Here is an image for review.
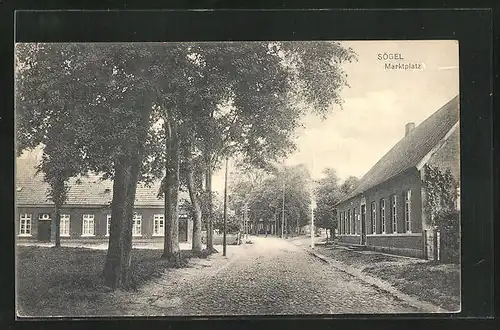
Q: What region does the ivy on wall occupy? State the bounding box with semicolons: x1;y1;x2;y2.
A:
423;164;460;263
423;164;458;227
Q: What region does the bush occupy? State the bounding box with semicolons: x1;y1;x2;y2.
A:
435;209;460;264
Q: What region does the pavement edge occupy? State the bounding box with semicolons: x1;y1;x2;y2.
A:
304;248;449;313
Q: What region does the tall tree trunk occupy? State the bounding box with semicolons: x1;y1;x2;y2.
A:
103;154;142;289
331;220;336;240
103;93;151;290
163;116;180;262
274;212;278;237
205;163;215;252
186;140;202;254
54;203;61;248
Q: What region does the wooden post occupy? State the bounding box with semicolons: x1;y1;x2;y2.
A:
433;229;439;263
423;230;428;259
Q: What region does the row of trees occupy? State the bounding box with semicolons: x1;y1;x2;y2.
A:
230;164;312;236
229;165;359;238
15;41;356;289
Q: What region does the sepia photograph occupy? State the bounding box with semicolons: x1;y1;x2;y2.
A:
14;40;460;317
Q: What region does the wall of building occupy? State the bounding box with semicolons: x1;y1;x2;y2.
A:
337;169;425;257
427;127;460;182
16;206;53;239
337;195;361;244
16;206;193;243
362;169;423;234
339;235;361;245
366;234;424;258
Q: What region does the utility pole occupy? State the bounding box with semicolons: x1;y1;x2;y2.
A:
223;157;228;256
281;179;285;239
311;152;316;249
244;202;248;240
311;199;315;249
274;212;278;237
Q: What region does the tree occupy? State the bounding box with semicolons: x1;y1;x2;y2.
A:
16;43;165;289
422;164;459;263
16;44;85;248
181;151;205;254
16;40;357;287
36;120;84;248
180;41;356;251
230;164;312;237
340;176;360;196
314;168;342;241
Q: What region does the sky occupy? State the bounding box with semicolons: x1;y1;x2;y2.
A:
211;40;459;195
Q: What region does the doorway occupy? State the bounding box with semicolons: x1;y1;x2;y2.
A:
179;218;188;242
37;214;51;242
360;204;367;245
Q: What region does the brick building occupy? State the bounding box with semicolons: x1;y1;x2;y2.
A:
16;152;193;244
336;96;460;258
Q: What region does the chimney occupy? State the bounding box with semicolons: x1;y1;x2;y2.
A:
405;122;415;137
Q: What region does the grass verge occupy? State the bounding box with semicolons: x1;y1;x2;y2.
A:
16;246;210;317
315;245;460;312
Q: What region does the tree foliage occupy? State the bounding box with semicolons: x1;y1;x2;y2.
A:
423;164;458;226
230;164;312;235
314;168;342;233
339;176;360;196
16;41;357;287
16;43;163;288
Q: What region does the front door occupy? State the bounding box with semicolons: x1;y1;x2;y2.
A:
360;204;367;245
37;214;51;242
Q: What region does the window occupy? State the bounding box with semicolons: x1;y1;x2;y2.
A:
19;213;32;236
106;215;111;236
82;214;95;236
343;211;346;235
343;211;346;234
391;195;397;233
60;214;70;237
39;213;51;221
404;190;412;233
342;211;347;234
380;199;386;234
348;209;352;234
339;212;343;234
133;214;142;236
353;209;356;234
153;214;164;236
371;202;377;234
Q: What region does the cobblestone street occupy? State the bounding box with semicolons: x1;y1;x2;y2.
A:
115;236;421;316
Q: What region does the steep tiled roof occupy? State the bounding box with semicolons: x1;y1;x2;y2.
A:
15;154;188;207
339;95;459;204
